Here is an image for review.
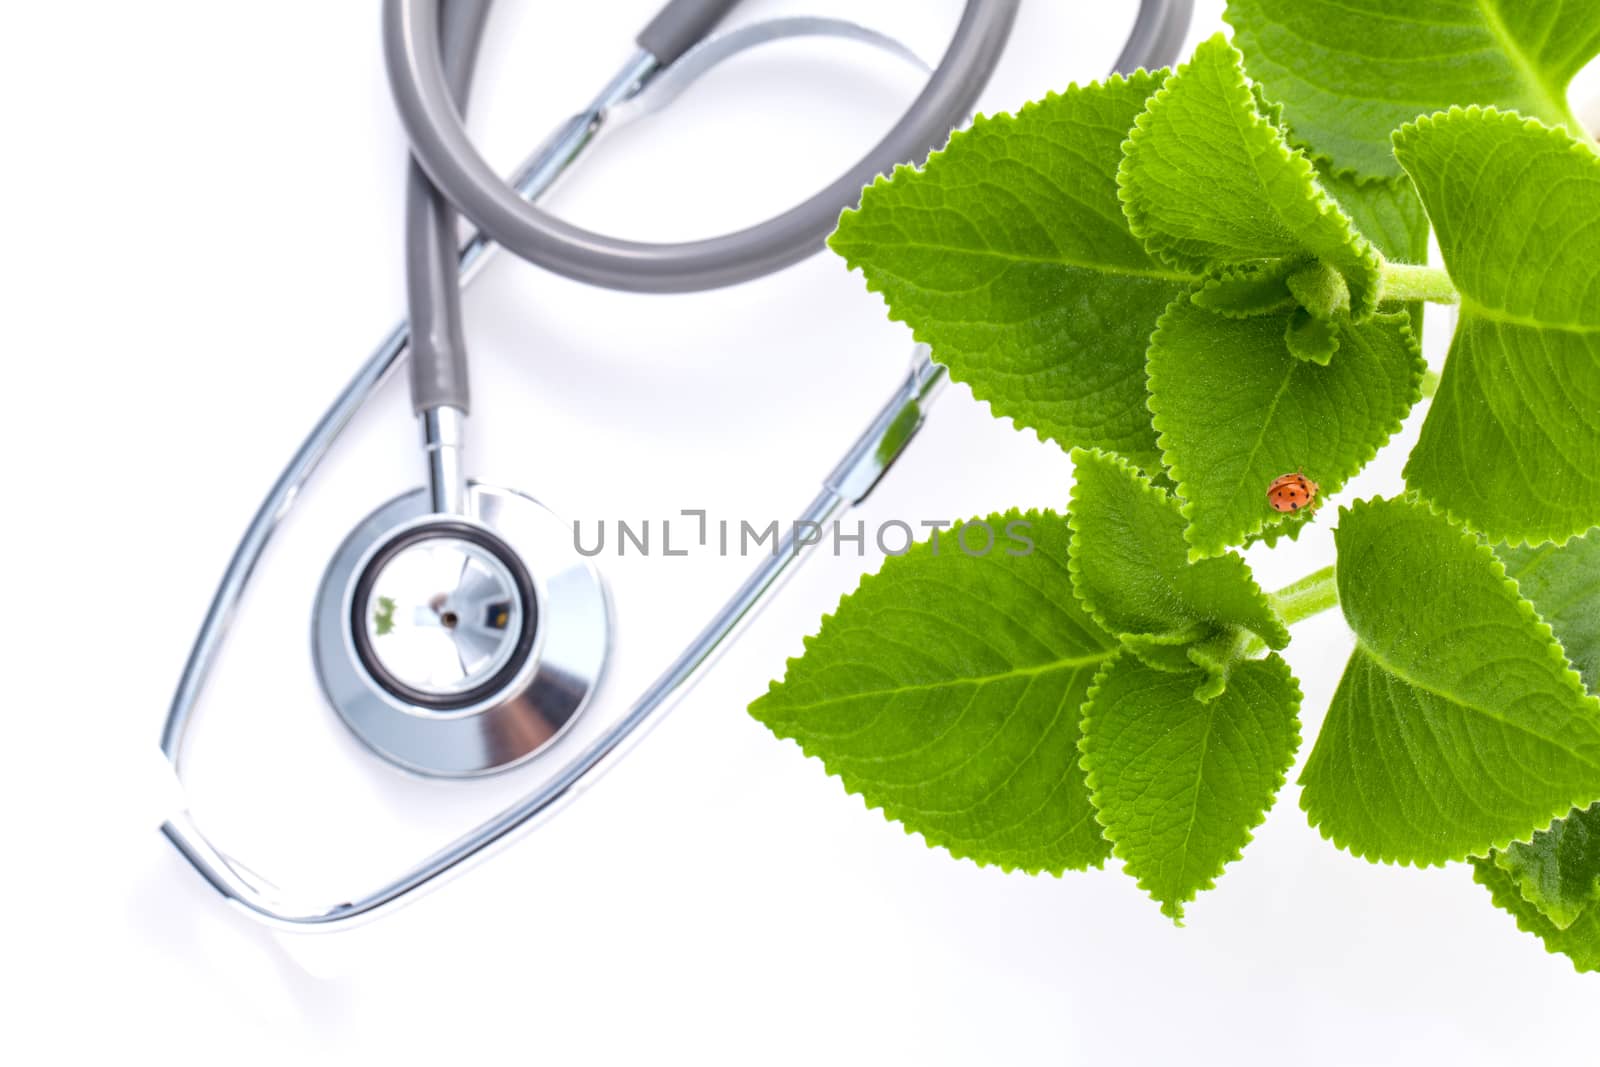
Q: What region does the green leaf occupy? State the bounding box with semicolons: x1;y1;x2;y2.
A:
1080;653;1301;921
1316;167;1430;336
749;510;1115;873
1500;527;1600;693
1067;448;1288;695
1284;308;1339;365
1226;0;1600;180
1148;301;1423;557
1316;168;1429;268
1117;35;1382;317
1300;496;1600;865
1472;852;1600;973
1285;262;1350;321
1493;802;1600;930
1191;260;1301;318
828;71;1192;471
1489;531;1600;935
1395;109;1600;546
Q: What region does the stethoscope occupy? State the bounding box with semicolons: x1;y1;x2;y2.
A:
160;0;1192;928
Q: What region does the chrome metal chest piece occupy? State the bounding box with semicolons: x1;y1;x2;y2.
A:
313;486;609;776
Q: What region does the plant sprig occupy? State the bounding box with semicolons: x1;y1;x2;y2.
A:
751;2;1600;972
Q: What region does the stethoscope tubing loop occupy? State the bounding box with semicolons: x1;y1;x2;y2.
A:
383;0;1022;294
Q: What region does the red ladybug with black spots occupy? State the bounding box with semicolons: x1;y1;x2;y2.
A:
1267;472;1319;514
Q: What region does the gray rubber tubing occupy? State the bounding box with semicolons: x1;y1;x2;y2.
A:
392;0;1192;408
382;0;1021;293
637;0;742;65
1114;0;1193;74
405;0;492;413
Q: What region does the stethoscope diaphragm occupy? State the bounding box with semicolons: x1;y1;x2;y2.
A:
312;484;609;777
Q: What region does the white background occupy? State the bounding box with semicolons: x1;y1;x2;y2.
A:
6;1;1598;1063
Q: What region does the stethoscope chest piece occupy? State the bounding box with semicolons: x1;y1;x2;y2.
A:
312;483;609;777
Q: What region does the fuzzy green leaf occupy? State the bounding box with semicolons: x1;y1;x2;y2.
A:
1080;653;1301;921
750;511;1115;873
1226;0;1600;180
1472;853;1600;973
1493;802;1600;930
1317;167;1430;335
1067;449;1287;696
1501;527;1600;693
1318;169;1430;268
1148;301;1423;557
1488;530;1600;936
1284;308;1339;365
828;72;1192;470
1191;260;1301;318
1395;109;1600;546
1118;35;1382;317
1300;497;1600;865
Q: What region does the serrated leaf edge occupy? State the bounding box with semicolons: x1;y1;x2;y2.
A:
1393;104;1600;176
1116;34;1385;318
1066;447;1291;652
1492;809;1600;931
1222;4;1413;184
827;69;1184;466
1394;105;1600;549
1148;304;1425;559
1299;494;1600;867
1471;855;1600;974
1078;652;1305;922
1189;259;1304;319
749;506;1117;876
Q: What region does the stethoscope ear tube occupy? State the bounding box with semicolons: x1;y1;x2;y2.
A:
636;0;742;66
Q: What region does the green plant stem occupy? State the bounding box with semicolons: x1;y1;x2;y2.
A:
1420;367;1440;399
1380;263;1458;305
1269;564;1338;626
1233;565;1340;662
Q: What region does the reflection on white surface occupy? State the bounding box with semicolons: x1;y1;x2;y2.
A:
361;536;521;696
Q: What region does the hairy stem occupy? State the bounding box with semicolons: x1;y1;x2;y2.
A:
1269;564;1338;626
1380;262;1458;305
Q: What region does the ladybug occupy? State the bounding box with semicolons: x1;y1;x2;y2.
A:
1267;472;1319;513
